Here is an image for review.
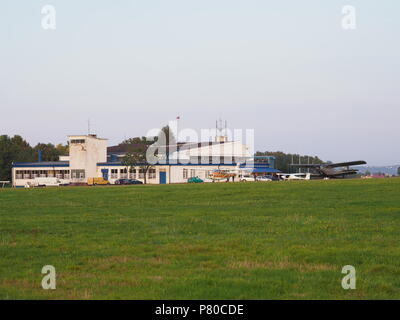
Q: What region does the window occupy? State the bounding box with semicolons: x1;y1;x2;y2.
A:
70;139;85;144
71;169;85;179
139;169;145;179
129;168;136;179
63;170;70;179
38;170;47;177
23;170;32;179
16;170;23;179
56;170;70;179
111;169;118;179
190;169;195;178
183;169;188;179
148;168;156;179
120;168;128;179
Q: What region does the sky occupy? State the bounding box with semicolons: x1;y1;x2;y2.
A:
0;0;399;165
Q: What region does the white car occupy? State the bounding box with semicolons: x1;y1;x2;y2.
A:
239;175;257;182
257;176;272;182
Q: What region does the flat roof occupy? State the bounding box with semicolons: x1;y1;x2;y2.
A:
68;135;107;140
12;161;69;168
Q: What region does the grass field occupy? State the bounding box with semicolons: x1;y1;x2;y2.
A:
0;178;399;299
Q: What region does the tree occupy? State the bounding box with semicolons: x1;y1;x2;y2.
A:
0;135;36;181
158;125;176;145
397;167;400;176
155;125;177;162
33;143;60;161
55;143;69;155
120;136;152;146
121;144;154;184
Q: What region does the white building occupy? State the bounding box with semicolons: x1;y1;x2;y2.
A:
12;134;277;187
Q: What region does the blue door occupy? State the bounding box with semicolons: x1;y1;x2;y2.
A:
159;171;166;184
101;169;109;180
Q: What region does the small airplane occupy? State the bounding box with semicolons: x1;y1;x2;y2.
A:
291;160;367;179
277;173;311;181
209;169;236;182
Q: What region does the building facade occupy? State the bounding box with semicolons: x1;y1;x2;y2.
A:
12;134;277;187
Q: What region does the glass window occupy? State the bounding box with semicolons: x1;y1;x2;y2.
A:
70;139;85;144
71;169;85;179
148;168;156;179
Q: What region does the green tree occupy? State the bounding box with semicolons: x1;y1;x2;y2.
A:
120;136;152;146
157;125;176;145
155;125;177;162
0;135;35;181
55;143;69;156
397;167;400;176
121;144;154;184
33;143;60;161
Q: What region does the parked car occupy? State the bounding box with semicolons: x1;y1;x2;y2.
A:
257;176;273;182
263;174;280;181
188;176;204;183
239;175;257;182
88;177;110;185
114;179;143;185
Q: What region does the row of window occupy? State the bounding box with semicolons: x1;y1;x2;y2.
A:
15;168;158;180
15;170;70;180
183;169;212;179
109;168;156;180
188;156;245;164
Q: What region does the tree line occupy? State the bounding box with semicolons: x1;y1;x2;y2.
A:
0;135;68;181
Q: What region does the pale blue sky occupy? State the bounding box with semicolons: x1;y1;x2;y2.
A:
0;1;399;165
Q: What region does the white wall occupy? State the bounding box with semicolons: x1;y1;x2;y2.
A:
12;166;70;187
68;135;107;181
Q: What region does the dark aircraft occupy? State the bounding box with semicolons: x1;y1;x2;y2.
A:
291;160;367;179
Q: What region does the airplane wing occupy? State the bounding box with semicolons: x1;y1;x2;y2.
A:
290;164;322;168
326;161;366;168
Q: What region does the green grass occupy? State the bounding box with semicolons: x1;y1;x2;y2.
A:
0;178;399;299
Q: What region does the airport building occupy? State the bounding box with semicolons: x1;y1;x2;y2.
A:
11;134;278;187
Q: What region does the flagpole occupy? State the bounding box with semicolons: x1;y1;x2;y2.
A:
176;116;180;164
176;116;180;143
